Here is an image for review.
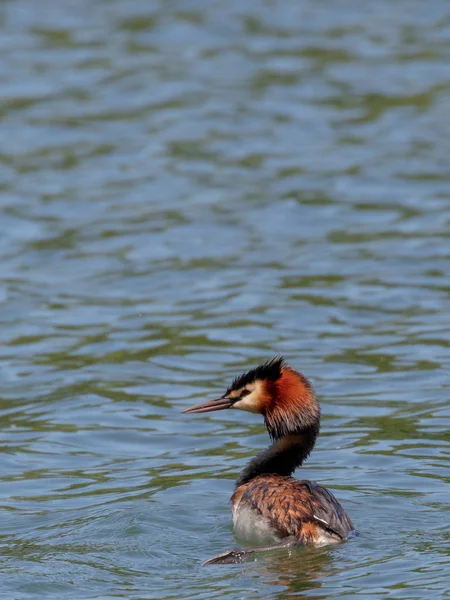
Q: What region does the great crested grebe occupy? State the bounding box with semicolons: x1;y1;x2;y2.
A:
183;356;354;565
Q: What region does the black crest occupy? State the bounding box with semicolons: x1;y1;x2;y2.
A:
226;356;285;395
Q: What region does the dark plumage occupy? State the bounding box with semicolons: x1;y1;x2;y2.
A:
226;356;285;395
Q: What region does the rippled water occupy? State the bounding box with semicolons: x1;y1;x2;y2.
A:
1;0;450;598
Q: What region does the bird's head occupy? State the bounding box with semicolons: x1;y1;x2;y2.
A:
183;356;320;439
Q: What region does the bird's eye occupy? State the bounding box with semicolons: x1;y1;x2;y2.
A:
240;388;251;398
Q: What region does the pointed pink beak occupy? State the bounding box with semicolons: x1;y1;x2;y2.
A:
183;397;234;414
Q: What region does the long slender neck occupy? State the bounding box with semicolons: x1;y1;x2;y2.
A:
235;423;319;488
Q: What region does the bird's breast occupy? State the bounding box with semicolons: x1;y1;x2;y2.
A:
232;503;282;545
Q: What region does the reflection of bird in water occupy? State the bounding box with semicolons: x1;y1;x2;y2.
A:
254;544;337;600
184;356;355;565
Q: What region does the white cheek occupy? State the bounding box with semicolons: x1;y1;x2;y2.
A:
232;396;260;413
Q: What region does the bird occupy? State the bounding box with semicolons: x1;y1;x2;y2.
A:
183;356;355;565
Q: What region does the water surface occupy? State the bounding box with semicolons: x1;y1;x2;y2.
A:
1;0;449;598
